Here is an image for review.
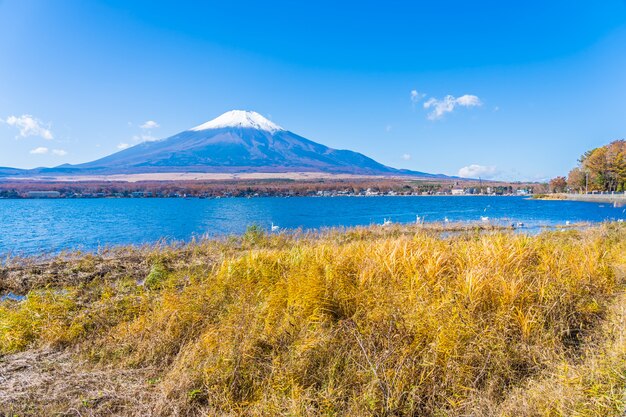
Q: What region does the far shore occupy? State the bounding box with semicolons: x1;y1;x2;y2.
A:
536;193;626;204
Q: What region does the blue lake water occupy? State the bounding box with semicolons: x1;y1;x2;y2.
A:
0;196;624;256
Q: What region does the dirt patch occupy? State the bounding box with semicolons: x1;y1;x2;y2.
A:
0;250;152;295
0;348;158;416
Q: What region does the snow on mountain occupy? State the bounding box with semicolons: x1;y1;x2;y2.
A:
190;110;284;133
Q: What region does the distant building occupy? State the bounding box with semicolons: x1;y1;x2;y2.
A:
26;191;61;198
451;188;465;195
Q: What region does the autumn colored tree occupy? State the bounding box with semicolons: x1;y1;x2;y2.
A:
567;167;585;193
575;140;626;192
549;176;567;193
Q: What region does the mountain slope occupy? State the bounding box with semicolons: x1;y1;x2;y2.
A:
0;167;27;177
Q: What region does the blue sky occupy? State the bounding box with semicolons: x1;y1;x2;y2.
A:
1;0;625;180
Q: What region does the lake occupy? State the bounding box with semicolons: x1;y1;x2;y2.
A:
0;196;624;256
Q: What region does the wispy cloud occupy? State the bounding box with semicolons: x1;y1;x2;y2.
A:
455;95;481;107
410;90;483;120
29;146;49;155
401;153;411;160
5;115;53;139
125;120;160;147
132;134;158;142
458;164;498;179
410;90;426;104
423;94;482;120
140;120;159;129
52;149;67;156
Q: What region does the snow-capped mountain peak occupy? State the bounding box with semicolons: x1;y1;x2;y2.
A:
189;110;284;133
26;110;445;179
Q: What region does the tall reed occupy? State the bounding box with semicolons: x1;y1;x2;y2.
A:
1;224;625;416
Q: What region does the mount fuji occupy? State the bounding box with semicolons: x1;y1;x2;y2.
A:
5;111;449;178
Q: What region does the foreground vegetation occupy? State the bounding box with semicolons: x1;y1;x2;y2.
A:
1;224;625;416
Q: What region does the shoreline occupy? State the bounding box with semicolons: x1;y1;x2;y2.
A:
0;220;596;261
535;193;626;204
0;193;528;200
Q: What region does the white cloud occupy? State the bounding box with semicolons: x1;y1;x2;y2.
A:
410;90;426;103
458;164;498;179
423;94;482;120
29;146;49;155
140;120;159;129
5;114;53;139
401;153;411;160
52;149;67;156
455;95;481;107
423;97;455;120
132;134;158;142
117;143;131;150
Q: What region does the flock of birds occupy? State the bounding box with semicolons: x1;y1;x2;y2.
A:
381;215;520;227
383;206;507;228
269;205;626;232
270;217;534;232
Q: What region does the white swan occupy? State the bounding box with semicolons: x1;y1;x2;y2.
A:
271;222;280;232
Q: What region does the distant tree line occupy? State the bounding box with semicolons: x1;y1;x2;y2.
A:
552;140;626;193
0;178;542;198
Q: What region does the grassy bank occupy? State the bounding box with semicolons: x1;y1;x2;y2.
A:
1;224;625;416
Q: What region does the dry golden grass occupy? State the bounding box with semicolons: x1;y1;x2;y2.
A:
0;223;625;416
